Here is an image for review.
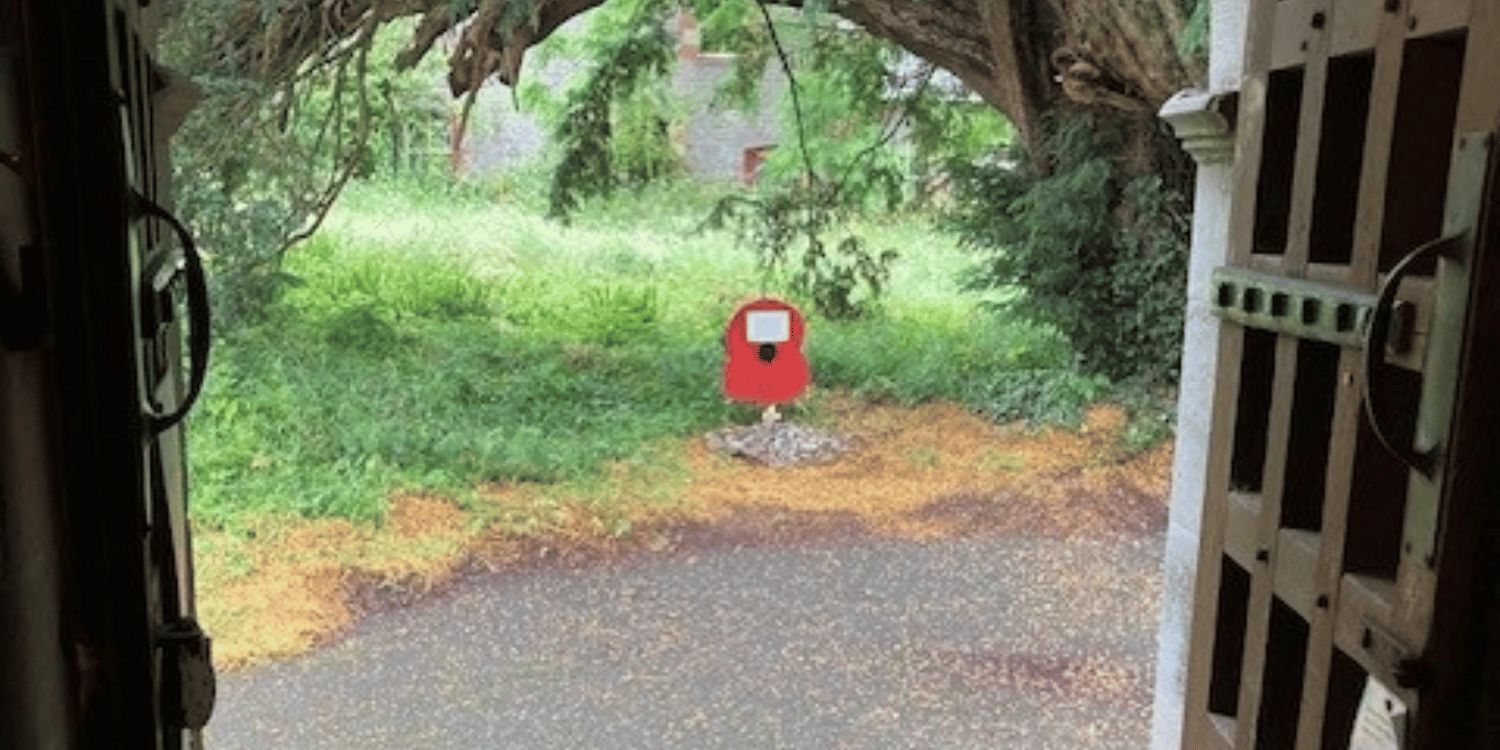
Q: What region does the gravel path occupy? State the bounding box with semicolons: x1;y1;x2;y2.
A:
204;526;1163;750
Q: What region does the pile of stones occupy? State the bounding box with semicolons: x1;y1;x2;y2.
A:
704;419;853;468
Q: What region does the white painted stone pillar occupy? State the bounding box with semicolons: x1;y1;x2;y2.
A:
1150;2;1249;748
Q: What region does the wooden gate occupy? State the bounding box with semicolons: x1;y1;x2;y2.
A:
3;2;213;747
1181;0;1500;747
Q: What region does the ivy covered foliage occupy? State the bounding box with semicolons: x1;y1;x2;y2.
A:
947;112;1194;385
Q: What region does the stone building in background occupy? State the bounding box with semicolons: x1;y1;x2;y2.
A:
666;9;784;184
444;10;786;184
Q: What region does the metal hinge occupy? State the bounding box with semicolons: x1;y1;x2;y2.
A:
156;618;216;731
1361;616;1431;690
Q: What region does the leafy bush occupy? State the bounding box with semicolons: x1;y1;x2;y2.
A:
962;369;1112;426
568;284;663;346
163;12;450;330
290;236;492;321
807;307;1102;425
318;304;401;353
346;255;492;322
947;112;1193;384
174;168;303;329
1112;379;1181;455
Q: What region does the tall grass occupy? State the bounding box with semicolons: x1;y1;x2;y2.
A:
188;174;1107;527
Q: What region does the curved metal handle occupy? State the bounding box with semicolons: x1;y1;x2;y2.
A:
131;192;212;434
1362;233;1460;477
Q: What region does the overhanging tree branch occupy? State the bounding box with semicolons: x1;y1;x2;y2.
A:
203;0;1199;159
754;0;816;184
280;16;381;252
836;61;934;195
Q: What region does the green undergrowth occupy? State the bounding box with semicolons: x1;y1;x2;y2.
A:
187;175;1155;530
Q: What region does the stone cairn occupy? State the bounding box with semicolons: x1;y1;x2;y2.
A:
704;406;853;468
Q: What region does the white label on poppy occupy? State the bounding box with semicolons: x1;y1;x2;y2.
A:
1349;676;1406;750
746;311;791;343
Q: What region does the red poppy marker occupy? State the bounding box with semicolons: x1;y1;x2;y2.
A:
722;298;810;413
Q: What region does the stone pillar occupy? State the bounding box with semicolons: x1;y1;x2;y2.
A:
1149;2;1248;747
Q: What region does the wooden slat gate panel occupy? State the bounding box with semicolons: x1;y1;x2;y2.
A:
1181;0;1500;747
7;2;213;746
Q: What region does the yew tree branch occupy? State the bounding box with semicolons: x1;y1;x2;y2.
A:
754;0;817;183
215;0;1198;160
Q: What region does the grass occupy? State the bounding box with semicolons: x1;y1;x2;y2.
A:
187;172;1121;531
185;171;1181;670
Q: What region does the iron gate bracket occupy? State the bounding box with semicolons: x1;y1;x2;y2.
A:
1209;266;1378;348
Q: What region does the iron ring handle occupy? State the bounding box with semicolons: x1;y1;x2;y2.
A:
131;192;212;435
1362;233;1460;478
